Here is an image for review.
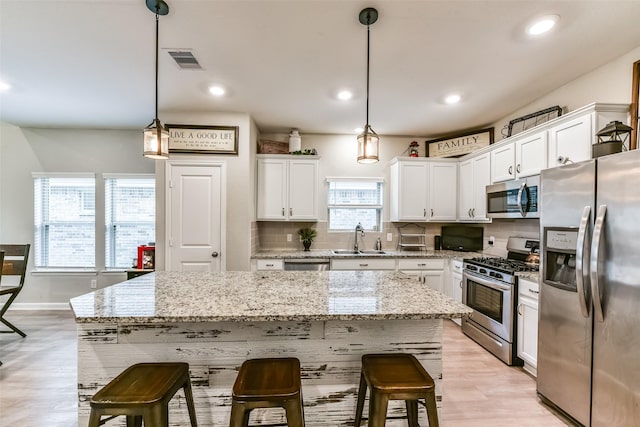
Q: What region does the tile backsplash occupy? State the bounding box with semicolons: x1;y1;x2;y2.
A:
253;219;540;257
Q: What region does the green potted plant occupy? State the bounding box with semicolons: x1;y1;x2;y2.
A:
298;227;317;251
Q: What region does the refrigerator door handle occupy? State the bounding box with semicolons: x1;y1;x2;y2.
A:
517;182;527;217
590;204;607;322
575;205;592;317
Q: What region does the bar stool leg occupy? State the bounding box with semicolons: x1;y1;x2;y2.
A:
229;400;249;427
284;397;305;427
126;415;143;427
145;404;169;427
406;400;418;427
369;390;389;427
354;372;367;426
88;410;102;427
182;380;198;427
424;390;439;427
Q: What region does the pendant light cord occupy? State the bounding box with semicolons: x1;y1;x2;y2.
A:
154;11;159;119
365;21;371;128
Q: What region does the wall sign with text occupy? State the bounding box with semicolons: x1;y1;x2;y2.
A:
427;127;494;158
168;125;239;154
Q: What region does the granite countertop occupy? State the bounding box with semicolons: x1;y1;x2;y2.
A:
252;249;483;260
516;271;540;282
69;271;472;324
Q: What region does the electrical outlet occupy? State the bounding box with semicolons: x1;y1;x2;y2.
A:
286;233;292;242
386;232;393;242
90;279;97;289
488;236;495;245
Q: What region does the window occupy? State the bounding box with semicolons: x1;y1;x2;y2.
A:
327;178;383;231
33;174;96;268
105;175;155;269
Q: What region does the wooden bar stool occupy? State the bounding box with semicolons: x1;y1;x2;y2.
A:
354;353;439;427
230;357;304;427
88;362;198;427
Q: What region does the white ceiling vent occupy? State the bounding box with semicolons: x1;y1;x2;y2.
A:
167;50;202;69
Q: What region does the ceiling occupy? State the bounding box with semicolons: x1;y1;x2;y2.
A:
1;0;640;137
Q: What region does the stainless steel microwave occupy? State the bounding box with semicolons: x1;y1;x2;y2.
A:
486;176;540;219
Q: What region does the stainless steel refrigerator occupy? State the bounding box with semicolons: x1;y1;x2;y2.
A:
538;149;640;427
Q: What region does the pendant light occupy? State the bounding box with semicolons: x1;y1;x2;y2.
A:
357;7;379;164
143;0;170;159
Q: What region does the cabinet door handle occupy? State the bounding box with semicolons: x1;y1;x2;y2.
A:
508;165;513;175
529;289;539;295
265;263;274;267
359;263;369;267
423;208;427;217
282;208;285;216
289;208;293;216
459;280;463;288
468;208;472;217
212;252;219;258
471;208;475;217
516;164;521;173
431;208;434;217
518;303;523;315
417;263;426;267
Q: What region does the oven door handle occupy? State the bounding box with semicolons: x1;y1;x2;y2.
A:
463;270;512;291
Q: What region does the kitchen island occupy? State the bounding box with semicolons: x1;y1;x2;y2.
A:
70;270;471;426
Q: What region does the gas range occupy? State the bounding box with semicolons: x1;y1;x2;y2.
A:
461;236;539;366
464;256;539;285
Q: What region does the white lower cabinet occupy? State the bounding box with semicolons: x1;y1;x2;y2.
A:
517;278;539;376
450;259;463;326
398;259;445;293
331;258;396;271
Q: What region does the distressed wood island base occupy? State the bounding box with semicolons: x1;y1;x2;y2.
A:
70;271;470;426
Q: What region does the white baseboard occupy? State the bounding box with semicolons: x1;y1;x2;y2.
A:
9;303;71;311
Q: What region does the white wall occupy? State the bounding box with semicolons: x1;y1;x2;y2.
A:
491;45;640;140
0;123;153;305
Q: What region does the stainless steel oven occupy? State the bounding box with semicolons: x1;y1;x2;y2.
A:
461;237;539;366
486;175;540;219
462;268;518;365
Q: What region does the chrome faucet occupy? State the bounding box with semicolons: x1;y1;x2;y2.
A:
354;222;365;251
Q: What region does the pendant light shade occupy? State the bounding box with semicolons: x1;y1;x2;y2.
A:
357;7;379;164
143;0;170;160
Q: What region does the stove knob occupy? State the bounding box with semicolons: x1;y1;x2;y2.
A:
495;273;503;280
489;271;496;277
479;268;487;274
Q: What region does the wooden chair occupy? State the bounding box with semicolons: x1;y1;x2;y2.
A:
354;353;439;427
88;362;198;427
230;357;305;427
0;244;30;337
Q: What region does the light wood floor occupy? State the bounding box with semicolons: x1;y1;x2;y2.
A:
0;311;572;426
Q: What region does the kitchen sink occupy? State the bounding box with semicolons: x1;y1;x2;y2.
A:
331;250;387;255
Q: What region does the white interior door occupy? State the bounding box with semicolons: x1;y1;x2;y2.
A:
167;162;225;272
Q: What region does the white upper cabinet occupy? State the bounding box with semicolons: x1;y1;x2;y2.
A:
390;158;457;222
390;160;429;221
256;155;318;221
546;104;628;168
458;152;490;221
429;161;457;221
491;131;546;183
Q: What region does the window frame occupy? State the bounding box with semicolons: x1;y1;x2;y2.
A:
103;173;156;270
33;172;97;270
326;177;384;232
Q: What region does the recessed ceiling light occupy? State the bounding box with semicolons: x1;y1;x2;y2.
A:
0;81;11;91
444;94;461;104
527;15;559;36
337;90;353;100
208;85;225;96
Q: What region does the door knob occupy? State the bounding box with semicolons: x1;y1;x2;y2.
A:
212;252;219;258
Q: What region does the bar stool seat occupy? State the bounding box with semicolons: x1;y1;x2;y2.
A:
89;362;198;427
230;357;304;427
354;353;439;427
